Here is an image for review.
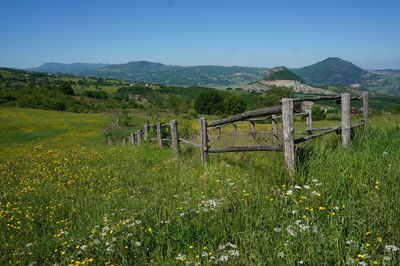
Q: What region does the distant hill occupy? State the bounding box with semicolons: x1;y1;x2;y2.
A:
293;57;367;86
82;61;268;86
26;63;110;74
264;66;304;82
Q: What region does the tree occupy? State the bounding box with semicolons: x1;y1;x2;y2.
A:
263;86;292;106
224;95;246;115
194;90;224;115
59;82;75;95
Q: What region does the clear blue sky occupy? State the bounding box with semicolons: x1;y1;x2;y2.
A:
1;0;399;69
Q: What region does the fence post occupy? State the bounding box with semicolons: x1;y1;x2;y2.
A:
130;133;135;145
156;122;163;147
341;93;351;147
217;127;221;139
250;121;256;138
232;123;237;136
170;120;180;159
143;122;149;141
199;117;208;167
136;130;142;146
305;102;313;133
271;115;278;142
282;98;295;174
362;92;369;127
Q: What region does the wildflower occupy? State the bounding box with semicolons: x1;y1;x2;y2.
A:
135;241;141;247
376;237;382;242
303;185;310;189
189;245;193;249
382;256;390;261
274;228;281;232
365;243;370;247
365;232;371;236
385;245;399;252
319;206;326;210
294;185;302;189
147;228;152;232
300;261;305;264
277;251;284;258
228;250;240;256
373;261;379;264
286;190;293;196
357;254;364;258
219;255;229;262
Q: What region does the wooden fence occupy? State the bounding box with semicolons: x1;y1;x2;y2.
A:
111;92;369;174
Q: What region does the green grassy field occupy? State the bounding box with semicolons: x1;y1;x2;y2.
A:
0;107;399;265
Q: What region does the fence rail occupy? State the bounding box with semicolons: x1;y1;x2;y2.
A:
110;92;369;174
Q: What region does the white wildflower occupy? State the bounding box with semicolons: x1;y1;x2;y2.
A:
383;256;391;261
385;245;399;252
277;251;284;258
135;241;142;247
311;191;319;196
274;228;282;232
346;240;355;245
303;185;310;189
227;250;240;256
294;185;302;189
312;179;318;182
201;251;208;257
80;245;88;251
286;225;297;237
300;261;305;264
358;262;366;265
135;220;142;224
333;206;340;210
219;255;229;262
229;182;235;186
292;210;297;214
26;243;34;247
286;190;293;196
175;253;186;260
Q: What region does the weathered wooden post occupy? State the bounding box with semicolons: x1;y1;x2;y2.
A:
250;120;256;138
130;133;135;145
282;98;295;174
107;136;113;145
156;122;163;147
199;117;208;167
170;120;180;159
232;123;237;136
362;91;369;127
271;115;278;142
341;93;351;147
207;128;212;141
217;127;221;139
305;102;313;133
136;130;142;146
143;122;149;141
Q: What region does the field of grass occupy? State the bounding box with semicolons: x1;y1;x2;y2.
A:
1;107;399;265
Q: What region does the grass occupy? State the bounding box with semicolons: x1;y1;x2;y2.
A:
0;107;399;265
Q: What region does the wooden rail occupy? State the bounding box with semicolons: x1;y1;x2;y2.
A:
113;92;369;175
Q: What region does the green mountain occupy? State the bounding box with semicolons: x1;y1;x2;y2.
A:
81;61;268;86
293;57;367;86
26;63;110;74
264;66;304;82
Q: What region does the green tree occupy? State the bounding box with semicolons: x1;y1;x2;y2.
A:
224;95;246;115
59;82;75;95
194;90;223;115
263;86;292;106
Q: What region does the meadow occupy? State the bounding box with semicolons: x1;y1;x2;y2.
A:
0;107;399;265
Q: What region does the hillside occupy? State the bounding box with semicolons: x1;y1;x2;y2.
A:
26;63;110;74
293;57;367;86
82;61;268;86
242;67;337;95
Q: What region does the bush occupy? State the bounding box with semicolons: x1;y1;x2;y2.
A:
194;90;223;115
224;95;246;115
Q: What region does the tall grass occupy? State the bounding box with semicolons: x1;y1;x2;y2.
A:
0;108;399;265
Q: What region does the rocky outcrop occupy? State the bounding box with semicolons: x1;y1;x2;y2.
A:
245;80;338;95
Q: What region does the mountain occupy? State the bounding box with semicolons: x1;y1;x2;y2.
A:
293;57;367;86
26;63;110;74
225;66;337;95
264;66;304;83
81;61;268;86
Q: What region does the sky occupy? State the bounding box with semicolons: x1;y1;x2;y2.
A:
0;0;399;69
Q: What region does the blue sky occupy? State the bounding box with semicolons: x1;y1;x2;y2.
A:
0;0;399;69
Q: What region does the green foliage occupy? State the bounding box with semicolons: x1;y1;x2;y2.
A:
263;86;293;106
194;90;224;115
82;90;108;99
223;95;247;115
312;105;327;120
58;82;75;95
264;67;304;82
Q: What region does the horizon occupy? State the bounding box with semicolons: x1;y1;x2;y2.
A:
1;0;399;70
